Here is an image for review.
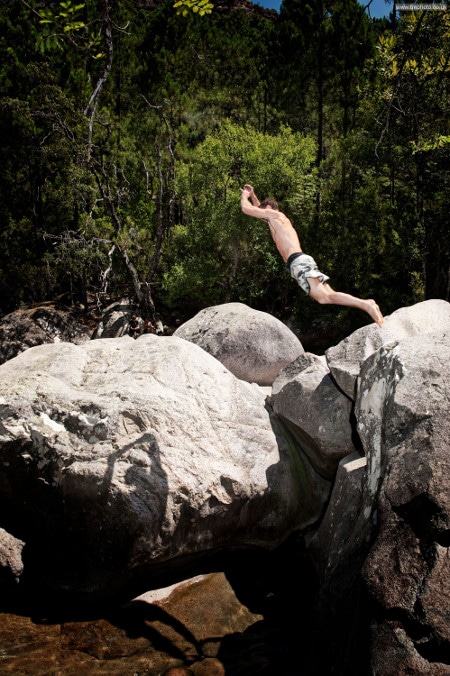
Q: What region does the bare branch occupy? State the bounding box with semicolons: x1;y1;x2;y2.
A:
84;0;114;161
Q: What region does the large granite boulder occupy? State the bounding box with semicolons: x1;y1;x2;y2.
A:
305;329;450;674
173;302;304;386
0;298;449;675
356;333;450;673
0;334;327;601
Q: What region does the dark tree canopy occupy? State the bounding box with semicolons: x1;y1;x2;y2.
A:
0;0;448;340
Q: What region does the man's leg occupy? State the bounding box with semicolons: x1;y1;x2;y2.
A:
308;279;384;327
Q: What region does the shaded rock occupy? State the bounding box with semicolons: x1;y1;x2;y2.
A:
306;452;367;582
270;352;355;480
174;302;304;386
356;332;450;671
302;329;450;675
131;572;262;666
0;571;261;675
0;528;25;587
92;300;171;338
325;299;450;399
0;298;449;674
0;304;91;365
0;535;315;675
369;621;450;676
357;332;450;529
91;299;140;338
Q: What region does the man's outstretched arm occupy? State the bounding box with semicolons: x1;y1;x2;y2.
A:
240;185;267;218
240;187;258;216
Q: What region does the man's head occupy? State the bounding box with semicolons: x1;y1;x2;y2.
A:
260;198;278;210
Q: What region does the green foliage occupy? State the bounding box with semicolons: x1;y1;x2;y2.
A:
360;9;450;303
173;0;214;16
0;0;448;335
161;121;316;312
276;0;377;140
135;4;279;138
27;1;89;53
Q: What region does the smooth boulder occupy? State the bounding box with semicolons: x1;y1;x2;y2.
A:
174;302;304;386
270;352;355;480
0;334;321;600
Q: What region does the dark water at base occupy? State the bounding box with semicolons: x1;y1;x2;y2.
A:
0;535;370;675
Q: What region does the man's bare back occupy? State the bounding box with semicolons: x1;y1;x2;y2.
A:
240;183;384;327
263;212;302;263
240;186;301;262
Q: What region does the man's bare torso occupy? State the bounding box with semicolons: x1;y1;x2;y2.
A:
264;210;302;263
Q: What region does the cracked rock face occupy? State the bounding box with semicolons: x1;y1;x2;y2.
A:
270;352;354;480
355;333;450;671
326;299;450;400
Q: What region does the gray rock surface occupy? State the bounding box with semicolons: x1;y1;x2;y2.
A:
0;528;25;586
270;352;355;480
174;302;304;386
325;299;450;399
306;452;367;582
0;334;320;599
92;299;141;338
0;298;449;675
309;328;450;674
356;333;450;669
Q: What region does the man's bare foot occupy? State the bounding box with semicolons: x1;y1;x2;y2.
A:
367;299;384;327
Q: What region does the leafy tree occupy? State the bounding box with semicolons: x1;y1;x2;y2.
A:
276;0;376;157
1;0;448;336
163;121;317;318
363;10;450;301
10;0;278;321
135;0;279;136
173;0;214;16
9;1;175;320
309;7;450;333
0;1;99;310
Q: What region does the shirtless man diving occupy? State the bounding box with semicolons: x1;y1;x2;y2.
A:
240;183;383;327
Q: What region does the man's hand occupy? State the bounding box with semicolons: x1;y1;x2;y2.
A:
242;183;261;208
